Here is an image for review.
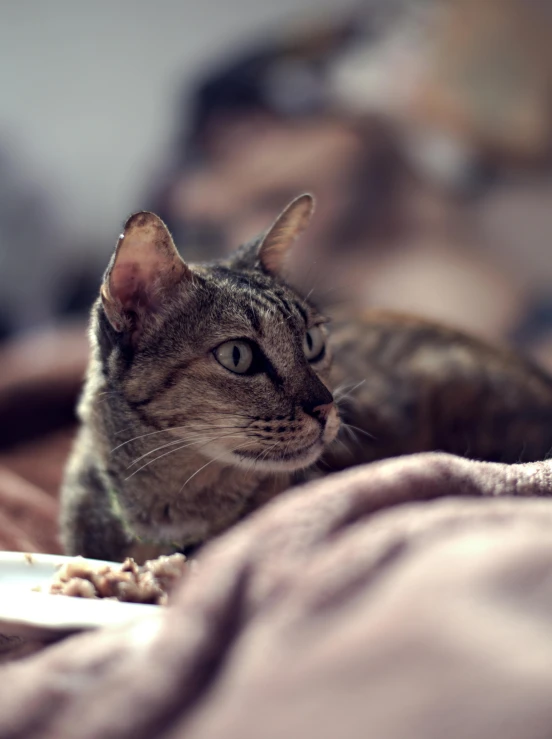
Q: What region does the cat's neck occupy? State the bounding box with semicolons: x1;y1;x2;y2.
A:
119;442;291;546
87;383;292;546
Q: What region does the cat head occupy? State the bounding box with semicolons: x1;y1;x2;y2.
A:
97;194;340;472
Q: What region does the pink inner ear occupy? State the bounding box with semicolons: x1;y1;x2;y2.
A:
110;260;154;310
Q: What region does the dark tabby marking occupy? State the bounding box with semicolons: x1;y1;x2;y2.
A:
60;195;552;561
325;311;552;470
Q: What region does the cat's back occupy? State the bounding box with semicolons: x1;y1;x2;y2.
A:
326;309;552;467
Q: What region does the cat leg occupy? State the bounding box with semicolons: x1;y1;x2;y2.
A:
60;450;132;562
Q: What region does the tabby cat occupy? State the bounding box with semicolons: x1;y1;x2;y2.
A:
61;194;552;561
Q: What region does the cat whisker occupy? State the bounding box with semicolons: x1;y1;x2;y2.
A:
316;457;331;471
179;440;257;492
250;447;269;467
112;426;190;453
338;423;362;451
113;425;137;437
113;423;249;454
335;437;353;456
341;422;375;441
125;433;246;480
185;411;258;420
333;379;363;396
125;442;200;481
246;440;280;469
308;281;355;305
187;424;251;432
126;437;205;470
125;435;211;468
127;430;246;468
301;259;335;310
282;311;298;324
303;286;316;304
334;379;366;403
244;439;272;475
258;441;280;464
336;421;377;451
243;447;259;476
340;424;357;444
281;439;302;467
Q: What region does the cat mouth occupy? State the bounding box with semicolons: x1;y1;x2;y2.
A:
276;443;319;461
235;438;322;470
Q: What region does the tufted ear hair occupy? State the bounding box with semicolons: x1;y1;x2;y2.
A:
257;193;315;278
100;211;191;336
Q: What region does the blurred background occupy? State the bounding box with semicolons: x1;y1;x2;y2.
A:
1;0;552;350
1;0;552;547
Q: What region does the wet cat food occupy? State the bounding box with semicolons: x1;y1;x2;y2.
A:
49;553;187;605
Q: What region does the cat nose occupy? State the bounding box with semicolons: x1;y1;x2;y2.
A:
311;402;334;421
301;381;334;423
303;400;334;422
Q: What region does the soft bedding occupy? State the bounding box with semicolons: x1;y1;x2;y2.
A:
2;457;552;737
3;328;552;737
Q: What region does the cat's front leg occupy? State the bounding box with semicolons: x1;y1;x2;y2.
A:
60;443;133;562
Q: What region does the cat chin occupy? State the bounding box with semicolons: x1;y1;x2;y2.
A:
131;519;209;544
232;441;324;473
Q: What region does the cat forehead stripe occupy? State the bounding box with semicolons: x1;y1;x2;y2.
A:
247;289;307;326
211;267;308;326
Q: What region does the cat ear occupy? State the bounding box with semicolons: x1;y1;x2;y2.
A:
101;211;191;334
257;194;315;277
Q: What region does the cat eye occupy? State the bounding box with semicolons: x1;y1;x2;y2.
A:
303;326;325;362
214;340;254;374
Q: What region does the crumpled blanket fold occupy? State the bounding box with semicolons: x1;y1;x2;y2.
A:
2;453;552;739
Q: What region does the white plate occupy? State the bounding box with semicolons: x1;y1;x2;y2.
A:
0;551;159;645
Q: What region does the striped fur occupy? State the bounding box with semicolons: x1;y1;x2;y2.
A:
60;199;340;560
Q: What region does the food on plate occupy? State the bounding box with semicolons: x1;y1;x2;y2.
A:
49;553;187;605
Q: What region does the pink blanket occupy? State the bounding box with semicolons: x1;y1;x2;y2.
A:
2;453;552;738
